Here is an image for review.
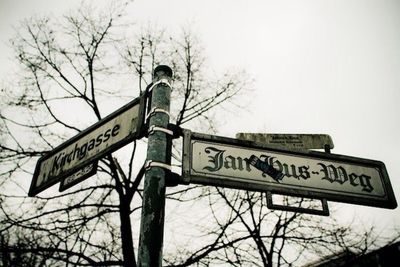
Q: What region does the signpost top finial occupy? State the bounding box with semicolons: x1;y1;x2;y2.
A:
154;65;173;79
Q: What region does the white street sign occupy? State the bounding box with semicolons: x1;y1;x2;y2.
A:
182;131;397;209
29;96;145;196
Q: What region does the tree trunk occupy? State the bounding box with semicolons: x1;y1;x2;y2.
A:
120;200;136;267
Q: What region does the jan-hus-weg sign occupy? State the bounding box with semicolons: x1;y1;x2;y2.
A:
181;131;397;209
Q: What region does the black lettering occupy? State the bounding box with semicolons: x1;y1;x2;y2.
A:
79;143;88;159
267;157;284;174
283;163;299;179
96;134;103;147
319;163;338;183
60;154;67;168
319;163;348;184
66;151;74;163
103;129;111;142
298;165;310;179
349;173;373;192
49;124;121;179
52;152;64;172
88;139;95;151
73;143;80;161
224;155;237;170
336;166;348;184
203;147;225;172
112;124;120;137
349;173;359;187
260;155;311;181
237;157;252;172
358;174;373;192
318;163;374;192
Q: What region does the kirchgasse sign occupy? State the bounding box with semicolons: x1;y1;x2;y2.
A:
29;96;145;196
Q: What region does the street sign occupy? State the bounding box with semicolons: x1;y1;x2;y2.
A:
182;130;397;209
29;95;146;196
236;133;334;150
59;161;97;192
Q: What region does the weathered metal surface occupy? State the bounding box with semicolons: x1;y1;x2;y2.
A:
138;65;172;267
29;96;145;196
182;131;397;209
236;133;334;150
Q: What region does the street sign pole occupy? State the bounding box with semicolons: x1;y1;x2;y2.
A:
138;65;173;267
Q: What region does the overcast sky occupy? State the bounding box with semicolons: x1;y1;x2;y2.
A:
1;0;399;235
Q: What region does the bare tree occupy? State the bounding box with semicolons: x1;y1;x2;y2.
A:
163;188;399;266
0;2;397;267
0;2;247;267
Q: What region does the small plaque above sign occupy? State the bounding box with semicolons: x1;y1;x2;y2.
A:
236;133;334;150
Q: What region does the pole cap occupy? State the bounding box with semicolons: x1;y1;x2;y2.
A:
154;65;173;78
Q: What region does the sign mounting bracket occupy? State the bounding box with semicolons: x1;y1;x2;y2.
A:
266;192;330;216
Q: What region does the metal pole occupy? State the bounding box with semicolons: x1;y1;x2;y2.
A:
138;65;172;267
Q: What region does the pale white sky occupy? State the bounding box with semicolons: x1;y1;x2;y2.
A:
1;0;400;237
